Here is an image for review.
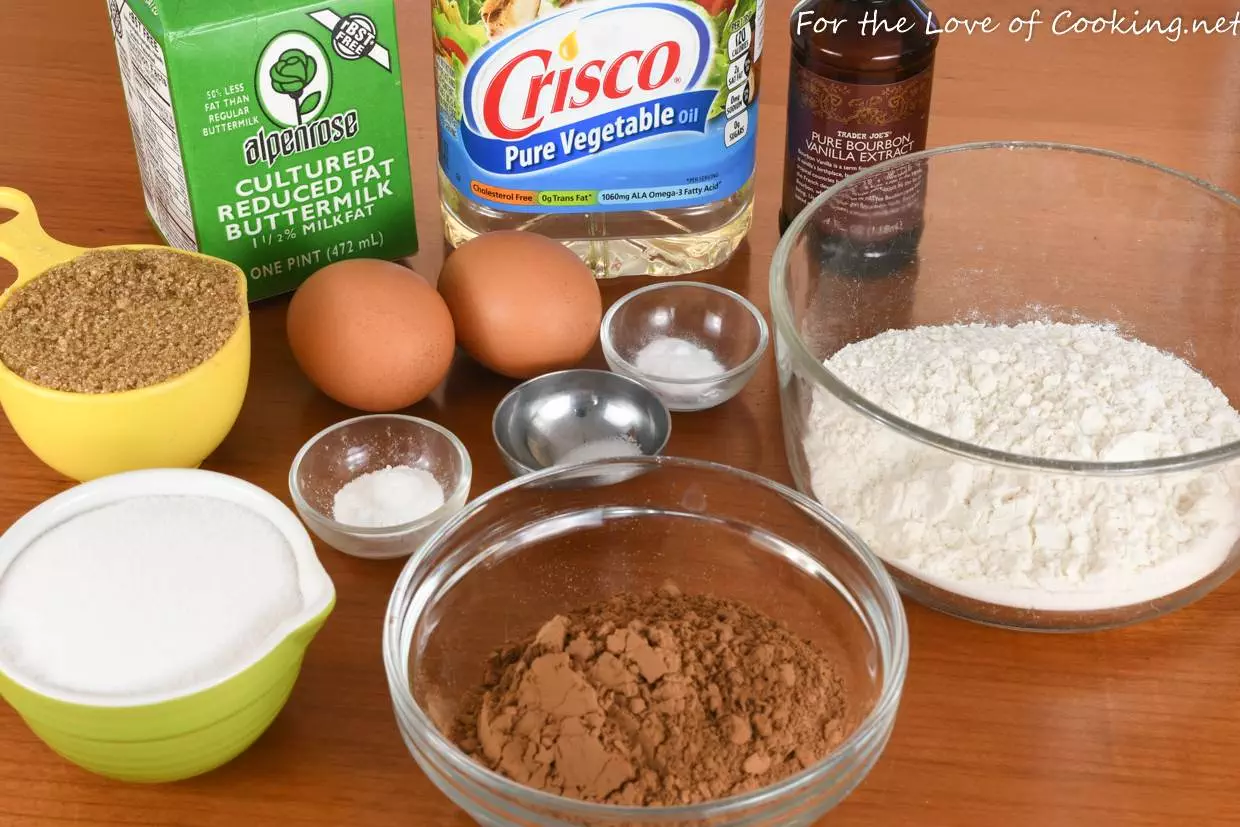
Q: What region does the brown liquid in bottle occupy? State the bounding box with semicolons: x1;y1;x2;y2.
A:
780;0;937;276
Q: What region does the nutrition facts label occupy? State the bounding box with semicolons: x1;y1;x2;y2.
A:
723;0;758;150
110;1;197;250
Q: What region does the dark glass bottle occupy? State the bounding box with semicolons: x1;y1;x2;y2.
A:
780;0;937;275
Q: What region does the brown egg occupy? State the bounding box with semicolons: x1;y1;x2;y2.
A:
438;231;601;379
287;260;455;412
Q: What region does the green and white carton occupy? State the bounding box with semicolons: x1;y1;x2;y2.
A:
106;0;417;301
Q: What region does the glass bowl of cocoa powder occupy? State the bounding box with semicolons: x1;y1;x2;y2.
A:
383;456;907;825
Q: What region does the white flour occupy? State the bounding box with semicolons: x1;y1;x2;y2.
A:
0;496;302;697
803;322;1240;611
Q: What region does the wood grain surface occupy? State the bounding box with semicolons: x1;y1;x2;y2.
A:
3;0;1240;824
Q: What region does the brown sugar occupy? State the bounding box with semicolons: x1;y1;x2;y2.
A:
452;586;850;806
0;248;241;393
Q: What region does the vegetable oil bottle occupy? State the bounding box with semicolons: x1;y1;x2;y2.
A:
431;0;765;278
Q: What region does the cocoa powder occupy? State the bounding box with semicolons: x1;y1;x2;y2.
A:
452;586;850;806
0;249;240;393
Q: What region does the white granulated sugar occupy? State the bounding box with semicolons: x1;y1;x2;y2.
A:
803;322;1240;611
332;465;445;528
557;436;644;466
0;496;302;697
632;336;725;397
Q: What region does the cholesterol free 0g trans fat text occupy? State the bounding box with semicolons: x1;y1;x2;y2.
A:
107;0;417;301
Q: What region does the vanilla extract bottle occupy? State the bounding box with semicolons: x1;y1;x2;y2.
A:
780;0;937;275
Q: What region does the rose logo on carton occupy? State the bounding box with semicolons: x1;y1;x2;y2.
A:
256;32;333;128
245;28;363;168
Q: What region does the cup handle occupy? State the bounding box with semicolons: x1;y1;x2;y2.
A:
0;188;86;291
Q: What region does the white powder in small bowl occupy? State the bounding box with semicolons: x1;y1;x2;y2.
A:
556;436;644;467
0;495;302;698
332;465;445;529
632;336;726;398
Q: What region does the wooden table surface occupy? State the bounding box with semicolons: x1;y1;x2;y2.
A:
3;0;1240;824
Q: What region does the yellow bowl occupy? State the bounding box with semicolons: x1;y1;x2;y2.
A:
0;187;250;481
0;469;336;782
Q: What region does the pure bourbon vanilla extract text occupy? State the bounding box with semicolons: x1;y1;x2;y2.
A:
780;0;937;270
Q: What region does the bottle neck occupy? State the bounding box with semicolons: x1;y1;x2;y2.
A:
790;0;938;80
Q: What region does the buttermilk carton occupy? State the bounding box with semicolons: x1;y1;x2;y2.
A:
106;0;417;301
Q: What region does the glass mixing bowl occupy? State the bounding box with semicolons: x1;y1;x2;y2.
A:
383;457;907;826
771;141;1240;632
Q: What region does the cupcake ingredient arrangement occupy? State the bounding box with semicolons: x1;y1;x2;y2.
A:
453;586;850;806
0;249;240;394
107;0;417;300
286;259;455;412
804;321;1240;611
1;0;1237;818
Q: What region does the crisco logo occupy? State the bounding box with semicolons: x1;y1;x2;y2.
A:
462;1;712;142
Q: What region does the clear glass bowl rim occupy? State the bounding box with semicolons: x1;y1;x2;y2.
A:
770;139;1240;476
489;368;673;474
382;455;910;821
600;280;772;386
288;413;473;537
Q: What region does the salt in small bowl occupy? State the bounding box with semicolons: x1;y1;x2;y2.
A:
289;415;472;560
601;281;769;412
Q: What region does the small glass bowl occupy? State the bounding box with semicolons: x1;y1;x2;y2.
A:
601;281;770;412
383;456;908;826
289;415;472;560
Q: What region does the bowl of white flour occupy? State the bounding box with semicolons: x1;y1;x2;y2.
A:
771;141;1240;631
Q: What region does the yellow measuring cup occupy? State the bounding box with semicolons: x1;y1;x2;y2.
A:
0;188;250;481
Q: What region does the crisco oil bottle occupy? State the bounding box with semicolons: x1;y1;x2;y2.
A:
431;0;765;277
